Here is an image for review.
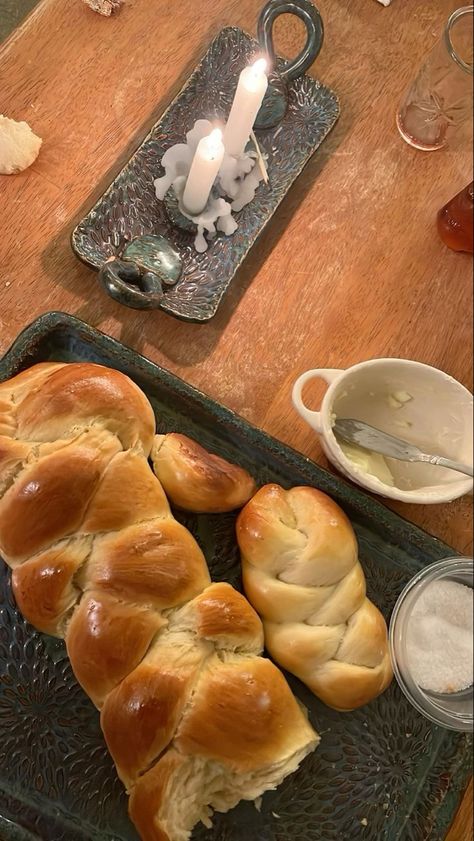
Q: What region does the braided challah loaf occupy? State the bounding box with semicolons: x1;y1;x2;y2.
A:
0;363;318;841
237;484;393;711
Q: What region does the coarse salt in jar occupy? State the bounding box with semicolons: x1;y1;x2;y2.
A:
389;557;473;732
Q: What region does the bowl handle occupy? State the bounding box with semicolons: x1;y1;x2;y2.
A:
292;368;342;432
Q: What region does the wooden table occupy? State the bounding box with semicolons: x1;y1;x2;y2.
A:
0;0;472;837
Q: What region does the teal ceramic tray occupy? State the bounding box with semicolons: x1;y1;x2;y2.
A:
0;312;471;841
71;25;339;320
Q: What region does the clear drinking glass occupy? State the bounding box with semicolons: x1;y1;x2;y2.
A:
397;6;474;151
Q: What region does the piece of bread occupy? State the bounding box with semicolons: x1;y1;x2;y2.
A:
82;0;122;16
151;432;256;512
0;115;42;175
237;484;393;711
0;363;318;841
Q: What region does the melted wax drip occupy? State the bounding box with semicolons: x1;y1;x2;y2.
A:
154;119;266;252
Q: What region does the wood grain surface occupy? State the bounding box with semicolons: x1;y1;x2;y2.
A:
0;1;472;838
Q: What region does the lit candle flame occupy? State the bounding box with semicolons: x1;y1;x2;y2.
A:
209;128;223;144
207;128;223;158
251;57;268;76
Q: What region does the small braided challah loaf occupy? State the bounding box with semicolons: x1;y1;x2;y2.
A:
237;484;393;711
0;363;318;841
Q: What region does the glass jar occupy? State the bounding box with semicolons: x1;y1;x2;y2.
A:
397;6;473;151
389;557;473;732
437;182;474;252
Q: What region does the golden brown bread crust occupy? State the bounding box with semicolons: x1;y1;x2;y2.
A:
175;655;314;771
0;437;31;495
237;484;359;586
129;750;184;841
82;449;170;532
13;362;156;450
237;484;392;711
66;591;166;708
125;582;318;841
0;429;121;564
151;433;256;513
303;600;392;709
188;582;264;653
0;363;64;437
11;538;91;636
128;691;318;841
0;364;319;841
87;519;211;609
101;582;266;794
101;641;203;790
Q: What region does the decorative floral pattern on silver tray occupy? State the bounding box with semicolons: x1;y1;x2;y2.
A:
71;27;340;321
0;313;471;841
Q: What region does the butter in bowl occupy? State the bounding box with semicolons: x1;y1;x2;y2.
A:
292;358;473;504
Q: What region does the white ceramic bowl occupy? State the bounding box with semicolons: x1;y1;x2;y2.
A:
292;358;473;503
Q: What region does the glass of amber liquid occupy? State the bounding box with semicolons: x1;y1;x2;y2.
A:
437;182;474;252
397;6;473;151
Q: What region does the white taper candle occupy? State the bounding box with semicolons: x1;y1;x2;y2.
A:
223;58;268;158
182;128;225;216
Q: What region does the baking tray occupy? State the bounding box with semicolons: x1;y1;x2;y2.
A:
71;26;339;321
0;312;471;841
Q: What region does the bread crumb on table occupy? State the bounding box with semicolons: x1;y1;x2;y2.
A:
82;0;122;16
0;115;42;175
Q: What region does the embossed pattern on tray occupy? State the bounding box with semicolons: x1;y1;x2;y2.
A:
0;313;471;841
71;27;340;321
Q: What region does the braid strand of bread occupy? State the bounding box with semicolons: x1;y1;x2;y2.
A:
237;484;393;711
0;364;318;841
